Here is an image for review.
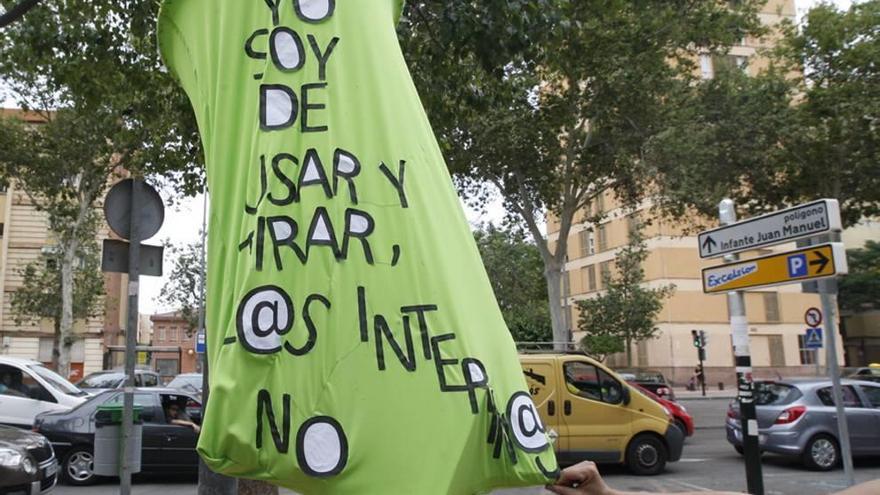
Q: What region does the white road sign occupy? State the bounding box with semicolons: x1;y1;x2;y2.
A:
698;199;842;259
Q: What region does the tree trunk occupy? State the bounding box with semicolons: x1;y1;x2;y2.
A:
625;336;633;368
237;480;278;495
58;245;77;379
544;258;567;349
51;318;61;370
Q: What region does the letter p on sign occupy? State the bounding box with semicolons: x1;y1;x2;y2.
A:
788;254;807;277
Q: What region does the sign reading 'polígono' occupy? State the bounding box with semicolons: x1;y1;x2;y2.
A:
698;199;842;259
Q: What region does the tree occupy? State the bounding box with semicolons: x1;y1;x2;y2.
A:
474;224;552;342
839;240;880;314
399;1;766;346
575;229;673;367
157;235;205;335
650;1;880;226
0;0;201;377
10;237;105;370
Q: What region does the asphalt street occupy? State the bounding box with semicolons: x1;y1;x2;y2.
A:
53;398;880;495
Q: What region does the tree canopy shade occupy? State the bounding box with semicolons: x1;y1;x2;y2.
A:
474;224;552;343
651;1;880;227
839;240;880;314
399;0;767;344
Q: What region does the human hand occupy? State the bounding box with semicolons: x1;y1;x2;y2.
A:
545;461;614;495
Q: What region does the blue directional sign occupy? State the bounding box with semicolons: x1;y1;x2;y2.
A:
196;329;206;354
805;327;823;350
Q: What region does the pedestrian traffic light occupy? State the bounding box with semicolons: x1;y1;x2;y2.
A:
691;329;702;348
700;330;708;347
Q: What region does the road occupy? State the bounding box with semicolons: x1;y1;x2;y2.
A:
53;399;880;495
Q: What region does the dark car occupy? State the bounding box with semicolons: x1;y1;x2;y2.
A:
74;369;161;394
617;369;675;401
0;425;58;494
33;388;202;485
726;379;880;470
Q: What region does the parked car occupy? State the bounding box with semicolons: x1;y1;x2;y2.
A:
615;369;675;401
74;369;161;393
0;425;58;494
845;366;880;384
0;357;88;428
166;372;203;396
521;353;683;475
725;379;880;470
33;388;202;485
628;382;694;437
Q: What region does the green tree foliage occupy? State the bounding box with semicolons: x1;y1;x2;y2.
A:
474;224;552;343
576;229;673;366
10;238;104;370
399;1;766;344
651;1;880;226
840;240;880;313
157;235;205;334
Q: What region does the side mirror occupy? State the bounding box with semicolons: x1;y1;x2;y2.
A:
622;386;631;406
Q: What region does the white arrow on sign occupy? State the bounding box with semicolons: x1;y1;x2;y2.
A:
698;199;842;259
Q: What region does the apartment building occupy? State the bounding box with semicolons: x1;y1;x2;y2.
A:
149;311;199;383
0;108;127;380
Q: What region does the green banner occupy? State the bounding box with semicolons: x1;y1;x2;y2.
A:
158;0;557;492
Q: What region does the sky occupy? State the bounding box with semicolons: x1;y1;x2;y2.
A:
0;0;856;314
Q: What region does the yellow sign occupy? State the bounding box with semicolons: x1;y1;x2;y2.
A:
137;351;148;365
702;243;847;294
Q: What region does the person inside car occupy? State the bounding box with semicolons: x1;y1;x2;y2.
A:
0;371;25;397
165;402;200;433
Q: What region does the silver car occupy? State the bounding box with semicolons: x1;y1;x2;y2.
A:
725;378;880;470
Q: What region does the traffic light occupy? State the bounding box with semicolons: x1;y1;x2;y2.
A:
691;329;702;348
700;330;708;347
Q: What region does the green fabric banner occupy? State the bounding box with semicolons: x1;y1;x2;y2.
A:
157;1;557;493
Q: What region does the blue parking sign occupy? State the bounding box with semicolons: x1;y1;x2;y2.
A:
805;327;823;349
788;253;808;277
196;329;206;354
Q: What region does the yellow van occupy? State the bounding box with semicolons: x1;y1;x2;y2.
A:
519;353;683;475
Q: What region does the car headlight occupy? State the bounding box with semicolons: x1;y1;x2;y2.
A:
679;405;687;413
662;406;672;417
0;447;23;467
22;455;36;475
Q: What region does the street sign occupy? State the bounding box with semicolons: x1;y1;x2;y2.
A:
104;178;165;241
101;239;164;276
804;307;823;327
196;330;206;354
702;243;848;294
805;328;823;349
698;199;841;259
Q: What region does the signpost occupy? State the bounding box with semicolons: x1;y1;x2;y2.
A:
698;199;841;259
701;199;853;493
702;243;847;294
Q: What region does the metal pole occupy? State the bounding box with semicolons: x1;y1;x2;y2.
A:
720;199;764;495
195;191;237;495
819;231;855;487
120;180;142;495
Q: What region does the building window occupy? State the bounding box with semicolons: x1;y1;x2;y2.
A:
38;338;53;364
171;327;180;343
700;54;714;79
599;261;612;285
585;264;597;292
159;326;166;342
156;358;179;378
578;230;592;258
763;293;780;322
714;54;748;74
597;224;608;252
798;335;817;365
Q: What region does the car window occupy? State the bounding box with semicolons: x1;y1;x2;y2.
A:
79;372;126;389
597;368;623;405
0;364;53;402
754;382;802;406
27;364;86;396
564;362;601;401
817;386;862;407
142;373;159;387
859;385;880;408
103;392;162;423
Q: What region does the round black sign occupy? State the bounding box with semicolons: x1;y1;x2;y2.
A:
103;179;165;241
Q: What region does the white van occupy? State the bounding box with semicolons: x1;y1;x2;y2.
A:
0;356;88;428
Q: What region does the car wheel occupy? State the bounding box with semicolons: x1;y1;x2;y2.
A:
626;434;668;475
675;419;688;437
803;434;839;471
62;446;97;486
734;445;744;456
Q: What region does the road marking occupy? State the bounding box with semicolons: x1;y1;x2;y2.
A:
670;479;715;492
677;458;709;462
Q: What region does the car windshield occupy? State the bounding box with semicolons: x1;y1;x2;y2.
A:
168;375;202;391
77;372;125;389
754;382;802;406
27;364;87;396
